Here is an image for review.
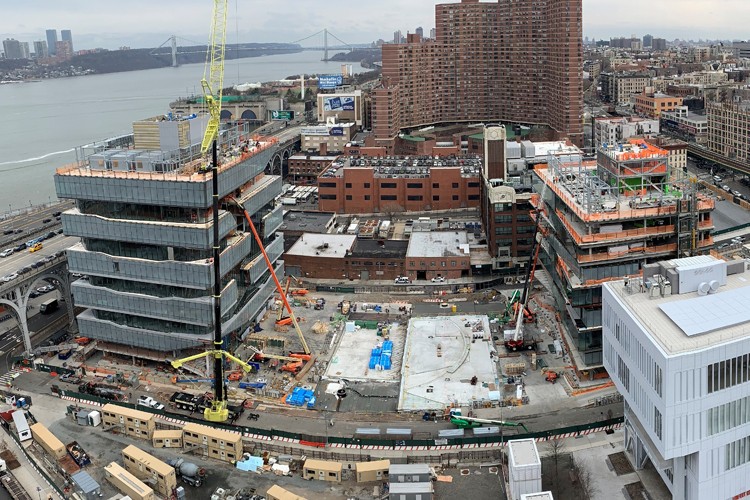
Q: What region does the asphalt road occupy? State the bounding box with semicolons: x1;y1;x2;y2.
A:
0;306;68;373
0;201;73;249
0;235;79;279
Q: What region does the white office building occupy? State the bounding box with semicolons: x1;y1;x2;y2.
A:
603;255;750;499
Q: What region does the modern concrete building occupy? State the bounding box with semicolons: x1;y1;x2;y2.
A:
537;141;714;369
54;118;282;360
372;0;583;150
603;256;750;499
707;100;750;163
317;155;482;214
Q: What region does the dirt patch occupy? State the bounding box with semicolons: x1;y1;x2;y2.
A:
608;451;635;476
0;448;20;470
625;481;646;499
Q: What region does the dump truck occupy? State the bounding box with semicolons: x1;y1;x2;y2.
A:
66;441;91;467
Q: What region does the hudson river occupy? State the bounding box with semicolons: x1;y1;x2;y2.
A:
0;51;363;212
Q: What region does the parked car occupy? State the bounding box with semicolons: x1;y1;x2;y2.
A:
733;190;743;198
14;244;26;252
45;231;56;240
0;249;13;258
59;373;82;384
723;185;732;192
18;266;32;274
2;229;13;236
52;211;62;217
394;276;411;284
431;276;446;283
42;218;51;224
30;260;44;269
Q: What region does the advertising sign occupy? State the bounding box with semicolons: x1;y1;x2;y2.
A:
323;96;355;112
318;74;343;89
271;110;294;120
329;127;344;136
301;126;329;136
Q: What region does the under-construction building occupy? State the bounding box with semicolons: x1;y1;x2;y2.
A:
536;139;715;369
54;115;283;363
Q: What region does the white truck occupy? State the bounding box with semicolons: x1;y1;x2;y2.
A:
137;396;165;410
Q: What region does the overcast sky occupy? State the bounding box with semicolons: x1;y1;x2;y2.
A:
2;0;747;50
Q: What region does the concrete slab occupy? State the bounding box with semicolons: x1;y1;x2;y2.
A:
398;315;499;411
324;323;406;382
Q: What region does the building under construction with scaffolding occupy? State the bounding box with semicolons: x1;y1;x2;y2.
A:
54;114;283;364
536;139;715;371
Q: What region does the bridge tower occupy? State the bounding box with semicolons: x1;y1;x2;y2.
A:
171;35;178;67
323;28;329;62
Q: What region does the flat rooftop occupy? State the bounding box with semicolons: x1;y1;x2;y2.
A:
508;438;541;467
280;211;335;234
352;239;409;259
606;265;750;355
319;155;483;179
406;231;470;258
285;233;355;259
398;316;499;411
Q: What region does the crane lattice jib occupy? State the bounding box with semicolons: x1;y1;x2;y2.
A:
200;0;229;153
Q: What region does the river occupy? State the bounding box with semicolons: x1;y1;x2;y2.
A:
0;51;363;212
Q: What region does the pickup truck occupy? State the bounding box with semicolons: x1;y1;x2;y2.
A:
137;396;165;410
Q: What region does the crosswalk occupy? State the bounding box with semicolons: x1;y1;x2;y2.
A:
0;369;21;388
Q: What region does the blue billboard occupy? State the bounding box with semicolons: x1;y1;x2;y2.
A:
323;96;355;112
329;127;344;136
318;74;343;89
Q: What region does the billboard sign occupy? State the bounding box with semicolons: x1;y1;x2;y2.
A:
271;110;294;121
301;126;329;136
329;127;344;136
318;74;343;89
323;96;355;112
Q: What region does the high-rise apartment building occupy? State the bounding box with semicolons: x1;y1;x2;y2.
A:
61;30;73;52
393;30;402;44
2;38;23;60
643;33;653;48
46;29;57;56
707;100;750;163
415;27;423;39
652;38;667;51
372;0;583;150
54;117;283;360
33;40;48;59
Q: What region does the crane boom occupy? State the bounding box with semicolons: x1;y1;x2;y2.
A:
200;0;229;153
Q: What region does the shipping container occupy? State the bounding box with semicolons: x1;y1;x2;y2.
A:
30;423;66;459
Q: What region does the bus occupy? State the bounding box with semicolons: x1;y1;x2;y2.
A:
40;298;58;314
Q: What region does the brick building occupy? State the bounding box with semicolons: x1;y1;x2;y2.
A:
287;154;338;185
317;155;482;214
404;231;471;281
372;0;583;150
634;91;683;118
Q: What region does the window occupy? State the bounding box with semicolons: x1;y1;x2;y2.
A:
468;194;480;200
410;261;415;267
451;261;456;266
654;407;662;440
407;183;423;189
432;183;439;188
452;195;459;200
381;195;397;201
345;195;352;200
708;354;750;393
364;195;371;201
495;215;513;223
452;182;459;188
468;182;480;187
441;262;446;267
345;183;352;188
320;194;337;200
319;182;336;188
433;195;440;201
407;195;423;201
364;183;371;188
381;182;397;188
725;435;750;470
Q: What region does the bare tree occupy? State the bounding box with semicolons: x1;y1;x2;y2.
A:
548;438;566;479
572;456;597;500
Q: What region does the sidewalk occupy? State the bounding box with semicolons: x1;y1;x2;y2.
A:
0;428;61;499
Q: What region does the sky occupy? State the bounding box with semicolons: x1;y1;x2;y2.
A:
1;0;748;51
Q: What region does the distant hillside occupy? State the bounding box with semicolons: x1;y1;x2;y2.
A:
330;48;380;67
65;43;302;74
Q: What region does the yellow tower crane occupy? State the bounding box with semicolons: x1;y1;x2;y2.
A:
170;0;237;423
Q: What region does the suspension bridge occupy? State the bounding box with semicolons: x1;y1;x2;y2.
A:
150;29;354;67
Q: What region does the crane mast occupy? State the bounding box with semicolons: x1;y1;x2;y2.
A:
201;0;229;153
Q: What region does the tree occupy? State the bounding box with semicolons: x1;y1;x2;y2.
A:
548;438;566;480
572;456;597;500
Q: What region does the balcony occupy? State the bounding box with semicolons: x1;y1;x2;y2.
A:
577;243;677;264
72;279;238;326
224;261;284;334
557;209;676;247
238;175;282;216
62;208;237;250
262;205;284;239
242;233;284;284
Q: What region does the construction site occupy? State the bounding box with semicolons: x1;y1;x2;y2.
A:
535;139;715;372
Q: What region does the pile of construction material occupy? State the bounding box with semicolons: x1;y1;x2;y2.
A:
368;341;393;371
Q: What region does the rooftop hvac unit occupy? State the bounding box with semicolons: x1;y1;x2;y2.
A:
709;280;720;293
697;282;711;296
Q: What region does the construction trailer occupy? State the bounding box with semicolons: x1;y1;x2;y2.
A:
70;470;101;500
101;404;155;440
103;461;155;500
389;463;432;483
302;459;343;483
30;422;66;460
182;422;243;463
121;445;177;499
266;484;309;500
355;459;390;483
11;410;31;442
152;429;184;448
388;482;434;500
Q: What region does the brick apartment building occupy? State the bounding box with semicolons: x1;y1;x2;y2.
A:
287;154;338;185
317;156;482;214
372;0;583;151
